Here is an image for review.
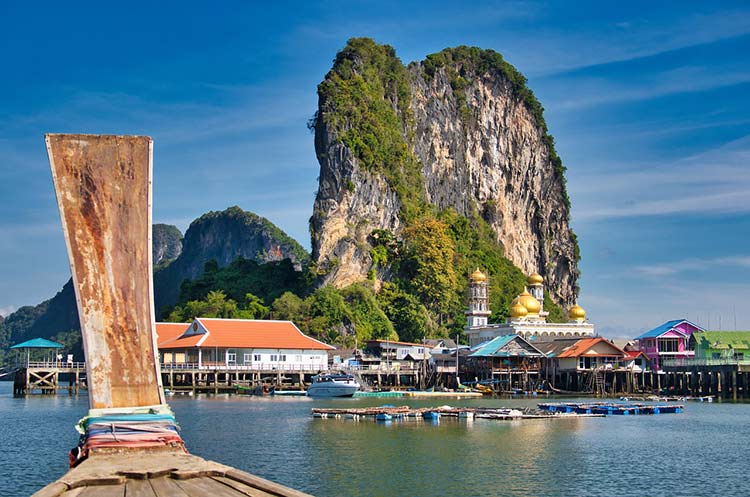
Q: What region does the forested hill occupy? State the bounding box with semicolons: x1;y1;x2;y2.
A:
153;206;309;311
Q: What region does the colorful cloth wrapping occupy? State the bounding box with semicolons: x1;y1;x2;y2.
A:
70;404;186;467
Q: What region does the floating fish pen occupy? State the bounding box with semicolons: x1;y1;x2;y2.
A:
620;395;713;403
538;402;684;415
311;405;605;421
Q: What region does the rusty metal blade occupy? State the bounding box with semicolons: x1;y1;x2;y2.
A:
46;134;164;409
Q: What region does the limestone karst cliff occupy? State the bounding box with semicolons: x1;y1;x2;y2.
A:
153;206;309;310
153;224;183;267
310;39;579;306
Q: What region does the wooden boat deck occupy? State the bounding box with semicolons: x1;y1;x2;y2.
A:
33;451;312;497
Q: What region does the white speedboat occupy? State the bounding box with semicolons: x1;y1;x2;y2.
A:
306;374;360;397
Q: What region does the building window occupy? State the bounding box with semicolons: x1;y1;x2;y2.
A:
253;354;261;362
271;354;278;362
243;353;251;363
658;338;679;353
279;355;287;362
227;351;236;363
296;355;303;362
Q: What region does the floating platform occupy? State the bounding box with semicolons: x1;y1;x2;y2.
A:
352;390;484;399
311;406;605;421
619;395;713;402
272;390;306;396
353;391;405;398
402;391;483;398
538;402;684;415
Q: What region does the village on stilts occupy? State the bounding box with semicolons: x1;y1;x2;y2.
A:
9;270;749;403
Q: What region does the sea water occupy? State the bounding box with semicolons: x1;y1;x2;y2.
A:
1;382;748;497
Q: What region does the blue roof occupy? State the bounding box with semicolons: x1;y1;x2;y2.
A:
10;337;64;349
636;319;703;340
469;334;543;358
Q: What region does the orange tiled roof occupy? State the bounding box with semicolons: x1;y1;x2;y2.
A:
557;337;625;358
624;350;647;359
158;318;335;350
155;322;191;343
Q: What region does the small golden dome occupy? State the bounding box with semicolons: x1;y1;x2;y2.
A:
517;288;541;315
568;304;586;320
510;302;528;318
527;272;544;285
470;268;487;282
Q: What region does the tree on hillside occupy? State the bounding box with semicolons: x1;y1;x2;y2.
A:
402;217;460;324
167;290;269;322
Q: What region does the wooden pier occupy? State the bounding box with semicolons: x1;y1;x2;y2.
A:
545;365;750;400
12;361;86;396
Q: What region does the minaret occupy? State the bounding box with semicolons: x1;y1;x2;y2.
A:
465;268;491;328
527;272;547;318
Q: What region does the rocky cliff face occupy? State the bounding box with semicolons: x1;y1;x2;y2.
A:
153;224;183;267
311;40;579;305
154;206;309;309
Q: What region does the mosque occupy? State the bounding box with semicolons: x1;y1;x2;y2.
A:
464;268;594;347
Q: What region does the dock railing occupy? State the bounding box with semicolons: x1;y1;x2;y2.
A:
16;360;87;370
342;363;420;372
662;357;750;367
159;362;326;372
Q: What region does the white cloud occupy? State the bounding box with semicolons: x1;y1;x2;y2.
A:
635;255;750;277
0;305;16;318
524;7;750;76
550;66;750;110
570;135;750;222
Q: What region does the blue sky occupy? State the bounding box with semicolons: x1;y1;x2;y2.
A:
1;1;749;336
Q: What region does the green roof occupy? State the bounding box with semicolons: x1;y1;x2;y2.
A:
10;337;64;349
694;331;750;350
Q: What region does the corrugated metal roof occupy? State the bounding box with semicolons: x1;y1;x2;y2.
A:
10;337;64;349
636;319;703;339
469;335;544;358
694;331;750;350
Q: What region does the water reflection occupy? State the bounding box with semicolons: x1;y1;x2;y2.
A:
3;385;750;497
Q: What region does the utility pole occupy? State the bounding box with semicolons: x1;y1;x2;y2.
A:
455;333;460;389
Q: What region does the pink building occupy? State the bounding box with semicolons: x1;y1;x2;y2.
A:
636;319;705;370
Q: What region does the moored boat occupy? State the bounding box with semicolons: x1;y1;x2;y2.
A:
306;373;360;397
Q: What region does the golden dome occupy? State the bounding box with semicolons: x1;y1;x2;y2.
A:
470;268;487;282
510;302;528;318
568;304;586;320
517;288;541;315
527;272;544;285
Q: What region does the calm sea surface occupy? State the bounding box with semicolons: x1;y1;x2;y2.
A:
1;381;749;497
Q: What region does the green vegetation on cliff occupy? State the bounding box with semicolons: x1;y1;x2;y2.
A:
316;37;427;220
